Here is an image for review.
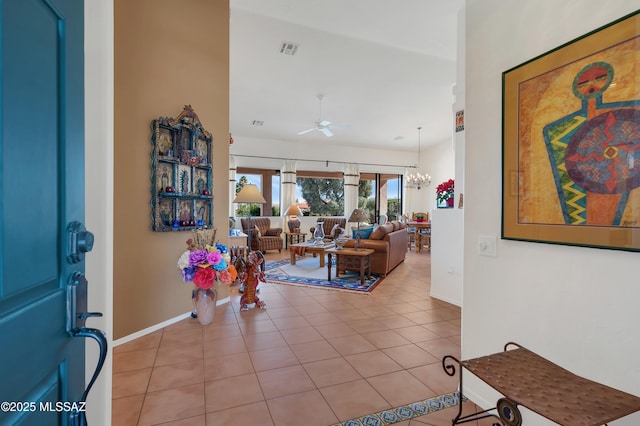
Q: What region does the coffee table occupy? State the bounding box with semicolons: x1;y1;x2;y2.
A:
289;242;335;267
326;248;375;286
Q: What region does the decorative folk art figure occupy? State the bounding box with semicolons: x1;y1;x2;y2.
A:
239;251;267;311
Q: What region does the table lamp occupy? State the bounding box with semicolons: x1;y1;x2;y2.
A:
284;204;303;233
233;184;266;250
348;208;369;249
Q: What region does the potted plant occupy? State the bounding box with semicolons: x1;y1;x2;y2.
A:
436;179;455;208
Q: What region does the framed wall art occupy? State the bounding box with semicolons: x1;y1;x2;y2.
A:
502;10;640;251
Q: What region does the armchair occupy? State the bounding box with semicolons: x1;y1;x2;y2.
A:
241;217;283;252
309;217;347;241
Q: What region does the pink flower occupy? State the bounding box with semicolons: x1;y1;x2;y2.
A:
207;251;222;265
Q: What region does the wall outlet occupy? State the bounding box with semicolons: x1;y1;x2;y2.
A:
478;235;497;257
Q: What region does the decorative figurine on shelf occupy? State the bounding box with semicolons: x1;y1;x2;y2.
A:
239;251;266;311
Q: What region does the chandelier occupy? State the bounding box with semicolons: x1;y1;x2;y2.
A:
406;127;431;190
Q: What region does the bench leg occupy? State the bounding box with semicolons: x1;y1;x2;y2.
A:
442;355;505;426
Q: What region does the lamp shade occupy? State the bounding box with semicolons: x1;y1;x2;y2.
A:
284;205;303;217
348;208;369;223
233;184;266;204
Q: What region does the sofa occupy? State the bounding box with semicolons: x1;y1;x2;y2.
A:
309;217;347;240
344;221;407;276
241;217;283;252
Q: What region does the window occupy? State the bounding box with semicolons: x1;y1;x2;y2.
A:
360;173;403;223
296;172;344;216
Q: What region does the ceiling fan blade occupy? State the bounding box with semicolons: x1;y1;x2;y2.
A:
320;127;334;137
297;128;316;135
319;120;332;127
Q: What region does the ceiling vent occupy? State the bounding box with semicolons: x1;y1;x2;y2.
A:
252;120;264;126
279;42;299;56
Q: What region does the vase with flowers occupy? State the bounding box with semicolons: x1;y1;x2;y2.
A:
436;179;455;208
177;239;237;325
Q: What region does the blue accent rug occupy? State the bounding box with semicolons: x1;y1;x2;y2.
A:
265;257;383;294
332;392;466;426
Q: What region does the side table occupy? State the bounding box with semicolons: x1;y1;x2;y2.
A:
326;248;374;286
229;231;248;247
284;231;307;249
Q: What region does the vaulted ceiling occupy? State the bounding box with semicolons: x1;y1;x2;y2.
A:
230;0;463;152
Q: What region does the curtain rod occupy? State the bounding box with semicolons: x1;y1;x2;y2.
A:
232;154;416;170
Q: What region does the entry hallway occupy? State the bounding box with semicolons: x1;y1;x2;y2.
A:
112;250;493;425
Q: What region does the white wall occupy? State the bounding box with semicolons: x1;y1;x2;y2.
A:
464;1;640;424
85;1;114;424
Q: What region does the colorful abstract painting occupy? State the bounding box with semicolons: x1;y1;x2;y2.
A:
502;11;640;250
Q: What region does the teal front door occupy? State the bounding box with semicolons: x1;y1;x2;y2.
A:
0;1;105;425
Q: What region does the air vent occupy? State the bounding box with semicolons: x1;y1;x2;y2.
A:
394;136;405;141
252;120;264;126
279;42;299;56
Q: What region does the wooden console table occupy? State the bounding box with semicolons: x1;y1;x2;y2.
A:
442;342;640;425
326;248;374;286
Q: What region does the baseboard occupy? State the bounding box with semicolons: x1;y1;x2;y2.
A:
113;295;230;347
430;291;462;307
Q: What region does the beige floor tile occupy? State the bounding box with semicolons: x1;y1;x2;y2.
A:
112;367;152;399
270;314;312;330
155;341;204;366
362;329;412;349
243;330;287;352
162;415;206;426
265;306;300;319
111;394;144;426
204;351;254;381
289;339;340;363
416;337;460;361
313;321;358;339
113;348;157;374
319;379;391;421
267;389;339;426
201;323;243;341
161;327;203;347
302;311;343;325
204;373;264;413
347;317;390;333
249;346;300;372
407;363;458;396
113;331;162;354
279;325;324;345
138;383;205;426
257;365;316;399
393;325;441;343
148;359;204;392
202;335;248;358
366;370;437;407
205;401;273;426
302;357;362;388
383;344;440;369
422;320;461;338
327;334;377;356
344;350;403;378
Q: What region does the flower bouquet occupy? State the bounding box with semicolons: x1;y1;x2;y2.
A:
177;239;237;324
436;179;455;207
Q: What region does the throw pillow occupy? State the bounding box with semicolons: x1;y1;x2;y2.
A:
352;225;374;239
331;223;347;239
253;225;262;238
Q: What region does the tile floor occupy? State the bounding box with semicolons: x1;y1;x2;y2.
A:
112;250;495;425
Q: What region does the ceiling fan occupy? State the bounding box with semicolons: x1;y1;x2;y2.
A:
297;94;338;137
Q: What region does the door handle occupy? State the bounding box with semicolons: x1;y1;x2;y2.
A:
68;327;108;426
66;272;108;425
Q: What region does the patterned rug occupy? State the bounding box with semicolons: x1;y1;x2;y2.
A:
265;256;383;294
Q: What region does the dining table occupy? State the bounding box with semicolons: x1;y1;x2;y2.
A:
407;221;431;252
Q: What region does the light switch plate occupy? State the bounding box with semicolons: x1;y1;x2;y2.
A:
478;235;497;257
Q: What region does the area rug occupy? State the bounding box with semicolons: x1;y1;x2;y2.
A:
265;256;383;294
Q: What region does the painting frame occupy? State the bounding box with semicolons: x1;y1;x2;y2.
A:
502;10;640;252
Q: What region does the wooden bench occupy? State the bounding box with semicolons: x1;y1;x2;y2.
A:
442;342;640;425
